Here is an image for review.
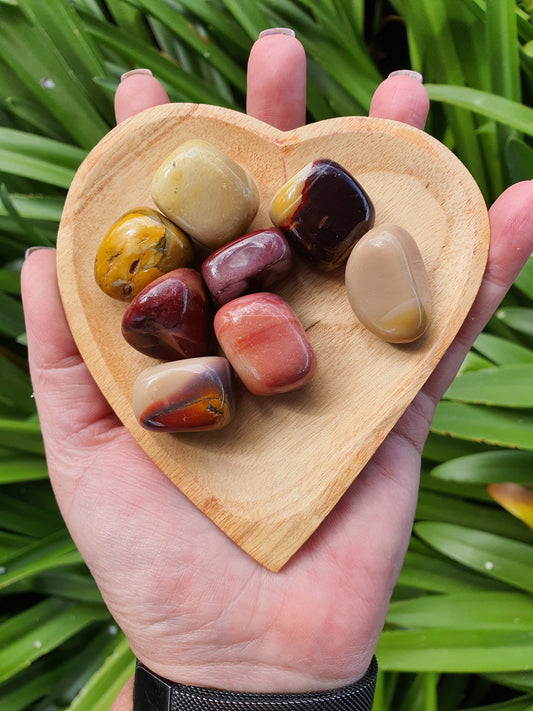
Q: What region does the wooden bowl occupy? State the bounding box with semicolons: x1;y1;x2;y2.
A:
56;103;490;571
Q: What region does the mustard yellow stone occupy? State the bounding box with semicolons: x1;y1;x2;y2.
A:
94;208;194;301
345;224;431;343
151;139;259;249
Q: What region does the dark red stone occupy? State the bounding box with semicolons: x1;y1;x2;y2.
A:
121;268;212;360
272;159;375;271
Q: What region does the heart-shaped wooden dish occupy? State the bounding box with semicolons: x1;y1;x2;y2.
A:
57;103;490;571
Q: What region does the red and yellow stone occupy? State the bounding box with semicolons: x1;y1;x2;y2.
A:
133;356;233;432
214;292;316;396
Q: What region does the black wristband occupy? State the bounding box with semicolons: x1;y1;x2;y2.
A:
133;657;377;711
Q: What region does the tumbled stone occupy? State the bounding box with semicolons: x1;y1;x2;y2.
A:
122;268;211;360
94;207;194;301
151;139;259;249
201;228;293;306
345;223;431;343
214;293;316;396
133;356;234;432
269;159;374;271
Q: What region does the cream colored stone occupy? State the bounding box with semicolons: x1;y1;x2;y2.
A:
345;224;431;343
151;139;259;249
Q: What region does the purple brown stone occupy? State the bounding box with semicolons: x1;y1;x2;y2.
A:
121;268;211;360
201;228;293;306
269;159;374;271
133;356;234;432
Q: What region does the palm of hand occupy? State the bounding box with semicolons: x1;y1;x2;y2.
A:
47;351;425;691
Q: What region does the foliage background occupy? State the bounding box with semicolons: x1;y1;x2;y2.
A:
0;0;532;709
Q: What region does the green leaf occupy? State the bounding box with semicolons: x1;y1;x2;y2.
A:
377;628;533;672
506;136;533;183
443;365;533;408
387;592;533;630
514;256;533;300
0;491;62;537
496;306;533;337
0;529;78;591
0;356;34;417
426;83;533;136
0;598;108;683
67;635;135;711
0;418;44;454
431;450;533;486
0;456;48;483
473;332;533;366
431;401;533;450
0;127;84;187
220;0;270;40
397;549;509;594
0;292;24;339
415;522;533;593
416;490;533;545
82;14;240;108
0;5;109;148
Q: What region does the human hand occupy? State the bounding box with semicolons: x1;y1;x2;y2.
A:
21;29;533;708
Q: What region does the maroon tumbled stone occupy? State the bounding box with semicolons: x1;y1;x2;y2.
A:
121;268;211;360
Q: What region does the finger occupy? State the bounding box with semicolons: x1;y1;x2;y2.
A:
423;180;533;404
369;71;429;130
21;249;119;446
246;29;306;131
115;69;170;124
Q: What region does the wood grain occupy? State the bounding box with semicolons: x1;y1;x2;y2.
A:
56;103;490;571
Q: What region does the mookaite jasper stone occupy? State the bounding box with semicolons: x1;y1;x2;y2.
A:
133;356;234;432
122;268;211;360
214;293;316;396
345;224;431;343
94;208;194;301
269;159;374;271
201;228;293;306
151;139;259;249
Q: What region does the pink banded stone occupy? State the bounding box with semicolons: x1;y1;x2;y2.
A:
133;356;234;432
214;293;316;396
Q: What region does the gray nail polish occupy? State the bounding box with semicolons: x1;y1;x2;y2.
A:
258;28;296;39
120;68;153;82
388;69;424;83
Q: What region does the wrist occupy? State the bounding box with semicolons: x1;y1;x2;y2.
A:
133;652;375;694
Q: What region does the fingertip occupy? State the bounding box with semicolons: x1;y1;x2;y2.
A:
369;74;430;131
246;31;306;131
114;71;170;124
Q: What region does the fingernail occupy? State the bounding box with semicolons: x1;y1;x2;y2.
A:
258;28;296;39
24;246;54;260
388;69;423;83
120;68;153;82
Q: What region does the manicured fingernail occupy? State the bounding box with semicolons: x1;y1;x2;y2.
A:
24;246;54;260
258;28;296;39
388;69;423;83
120;68;153;82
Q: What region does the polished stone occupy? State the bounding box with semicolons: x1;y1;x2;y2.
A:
133;356;233;432
269;159;374;271
345;223;431;343
151;139;259;249
122;267;211;360
201;228;293;306
94;207;194;301
214;292;316;395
